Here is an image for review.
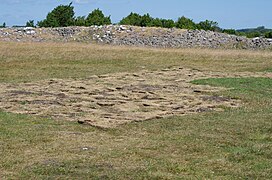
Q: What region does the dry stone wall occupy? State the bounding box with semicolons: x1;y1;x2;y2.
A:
1;25;272;49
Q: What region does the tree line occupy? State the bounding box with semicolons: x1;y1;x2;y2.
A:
32;3;218;32
222;27;272;38
1;2;272;38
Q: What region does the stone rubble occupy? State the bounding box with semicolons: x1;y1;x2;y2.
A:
0;25;272;49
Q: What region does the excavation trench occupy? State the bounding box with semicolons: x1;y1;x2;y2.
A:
0;67;268;128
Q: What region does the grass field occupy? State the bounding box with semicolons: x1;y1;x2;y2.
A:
0;41;272;179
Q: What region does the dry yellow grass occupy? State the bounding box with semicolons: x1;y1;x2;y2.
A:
0;41;272;179
1;41;272;83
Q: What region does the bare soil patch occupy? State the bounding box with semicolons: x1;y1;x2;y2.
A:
0;67;269;128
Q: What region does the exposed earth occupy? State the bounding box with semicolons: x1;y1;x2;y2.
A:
0;67;270;128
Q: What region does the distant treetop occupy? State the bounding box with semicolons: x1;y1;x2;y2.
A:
85;9;111;26
37;2;75;27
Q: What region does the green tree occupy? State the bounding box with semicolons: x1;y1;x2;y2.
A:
246;32;261;38
26;20;35;27
2;22;6;28
161;19;175;28
197;20;218;31
74;16;86;26
119;12;142;26
85;9;111;26
237;32;246;37
175;16;197;30
265;31;272;38
149;18;163;27
120;13;176;28
222;29;237;35
37;2;75;27
141;13;153;27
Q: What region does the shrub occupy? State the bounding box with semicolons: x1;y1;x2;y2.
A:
119;12;142;26
246;32;261;38
223;29;237;35
265;31;272;38
26;20;35;27
140;13;153;27
161;19;175;28
175;16;197;30
86;9;111;26
149;18;163;27
74;16;86;26
197;20;219;31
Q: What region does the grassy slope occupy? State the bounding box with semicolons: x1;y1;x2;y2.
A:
0;42;272;179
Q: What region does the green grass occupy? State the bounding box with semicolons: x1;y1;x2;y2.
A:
192;77;272;104
1;77;272;179
1;42;272;179
265;68;272;72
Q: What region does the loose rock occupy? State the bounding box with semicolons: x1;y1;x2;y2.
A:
0;25;271;49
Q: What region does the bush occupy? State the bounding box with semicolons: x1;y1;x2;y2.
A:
197;20;218;31
120;13;176;29
120;13;221;31
140;13;153;27
265;31;272;38
246;32;261;38
149;18;163;27
74;16;86;26
37;2;75;27
223;29;237;35
26;20;35;27
119;12;142;26
161;19;175;28
86;9;111;26
175;16;197;30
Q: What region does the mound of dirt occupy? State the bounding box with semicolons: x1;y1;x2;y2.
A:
0;67;268;128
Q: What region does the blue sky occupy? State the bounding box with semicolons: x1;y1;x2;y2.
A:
0;0;271;29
